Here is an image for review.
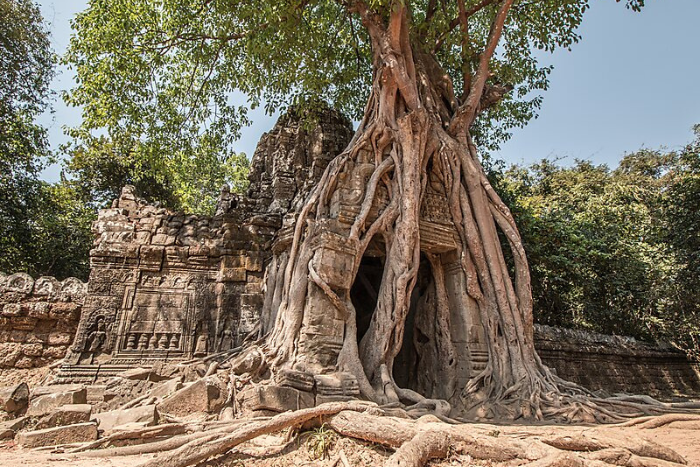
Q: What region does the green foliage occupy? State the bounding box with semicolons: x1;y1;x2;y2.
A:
305;424;337;460
491;134;700;355
0;0;94;280
660;127;700;356
63;134;249;214
63;0;646;166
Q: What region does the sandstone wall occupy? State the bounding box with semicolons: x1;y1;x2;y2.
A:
0;273;86;368
535;324;700;399
57;107;354;382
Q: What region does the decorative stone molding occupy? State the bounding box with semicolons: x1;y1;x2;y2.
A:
0;272;86;368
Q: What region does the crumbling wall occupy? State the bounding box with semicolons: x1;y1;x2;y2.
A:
0;273;86;368
57;107;354;382
535;324;700;399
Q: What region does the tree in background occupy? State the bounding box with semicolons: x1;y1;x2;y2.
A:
0;0;54;272
0;0;93;279
662;127;700;357
63;133;250;214
494;134;700;358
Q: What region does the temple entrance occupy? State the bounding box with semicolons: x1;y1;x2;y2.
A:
350;255;383;344
350;251;436;395
393;253;432;392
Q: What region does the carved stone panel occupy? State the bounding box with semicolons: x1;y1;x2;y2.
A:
115;287;193;357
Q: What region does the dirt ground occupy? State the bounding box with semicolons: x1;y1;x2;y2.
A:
1;417;698;467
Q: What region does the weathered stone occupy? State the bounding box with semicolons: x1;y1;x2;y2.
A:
27;387;87;417
118;367;154;380
17;422;98;448
157;376;226;416
33;276;60;298
314;372;360;397
274;369;315;392
92;404;158;432
0;382;29;413
2;303;21;317
0;416;27;439
0;272;85;370
14;356;34;368
4;273;34;294
21;343;44;357
35;404;92;429
149;378;183;398
239;385;314;414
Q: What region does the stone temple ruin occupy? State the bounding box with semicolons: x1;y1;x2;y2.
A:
0;108;698;413
56;108;354;384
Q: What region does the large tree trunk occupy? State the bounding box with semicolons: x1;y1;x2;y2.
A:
257;3;596;422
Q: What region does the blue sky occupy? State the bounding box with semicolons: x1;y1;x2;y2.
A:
37;0;700;182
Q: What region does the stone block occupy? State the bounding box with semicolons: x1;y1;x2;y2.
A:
59;277;87;301
1;303;21;317
240;385;314;414
14;356;34;368
27;387;87;417
314;372;360;397
0;416;28;439
0;345;20;367
151;234;175;246
0;383;29;413
219;267;247;283
17;422;98;448
274;369;315;392
35;404;92;429
139;245;165;271
157;376;226;416
149;378;183;399
240;293;263;308
4;273;34;294
26;301;50;318
117;367;154;380
92;404;158;432
47;332;73;345
33;276;60;297
42;345;67;359
10;316;38;330
133;231;153;244
245;254;263;272
312;245;354;289
21;343;44;357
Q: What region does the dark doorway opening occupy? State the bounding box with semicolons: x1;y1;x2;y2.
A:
350;255;383;344
393;253;433;391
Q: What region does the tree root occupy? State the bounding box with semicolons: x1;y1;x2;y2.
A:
67;422;189;453
542;433;687;465
620;413;700;429
53;400;694;467
136;401;381;467
385;430;450;467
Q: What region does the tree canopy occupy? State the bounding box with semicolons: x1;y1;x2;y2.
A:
65;0;642;161
492;128;700;357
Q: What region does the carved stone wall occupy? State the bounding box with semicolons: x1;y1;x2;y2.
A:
0;272;86;368
58;107;354;382
535;325;700;399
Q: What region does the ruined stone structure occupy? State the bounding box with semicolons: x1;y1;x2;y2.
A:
56;108;353;383
535;325;700;399
29;107;696;400
0;273;86;368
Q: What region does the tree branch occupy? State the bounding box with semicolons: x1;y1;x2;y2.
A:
432;0;500;53
448;0;514;137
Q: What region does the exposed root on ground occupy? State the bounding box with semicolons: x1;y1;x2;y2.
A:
109;405;691;467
